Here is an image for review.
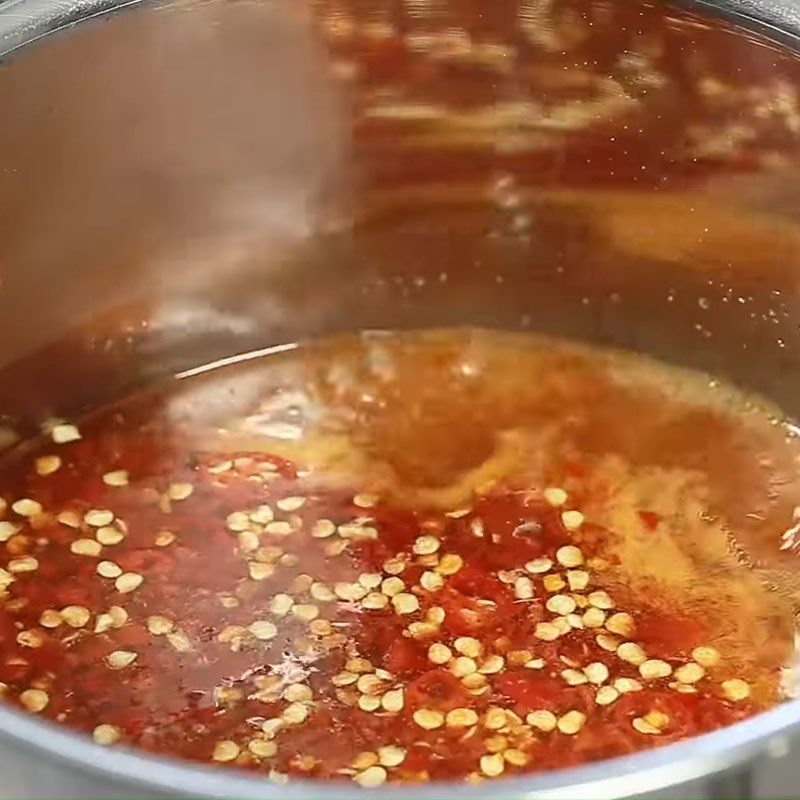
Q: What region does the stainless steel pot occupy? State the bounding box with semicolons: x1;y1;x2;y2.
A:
2;0;800;796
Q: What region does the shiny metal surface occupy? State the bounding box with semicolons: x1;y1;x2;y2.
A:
2;0;800;796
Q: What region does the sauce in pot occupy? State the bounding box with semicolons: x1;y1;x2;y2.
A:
0;328;795;786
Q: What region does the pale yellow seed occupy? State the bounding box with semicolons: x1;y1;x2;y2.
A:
454;636;482;658
93;724;122;746
249;562;275;581
226;512;250;532
562;669;587;686
606;612;635;637
283;684;313;703
675;662;705;685
147;615;174;635
543;574;566;592
639;659;672;680
381;688;404;712
614;677;643;693
0;521;18;542
584;661;610;685
480;753;505;778
96;526;125;546
582;607;606;628
36;455;61;476
248;739;277;758
484;708;507;730
525;557;553;574
51;423;81;444
168;483;193;501
362;592;389;610
249;505;274;525
352;752;379;771
543;487;568;506
103;470;129;487
596;634;620;652
567;613;584;629
557;710;586;735
107;650;137;670
692;646;721;668
265;521;293;536
276;496;305;512
596;685;620;706
13;499;42;517
527;709;557;732
561;510;585;530
419;570;443;592
633;717;662;735
282;702;310;724
20;688;48;713
311;519;336;538
358;695;381;712
535;622;561;641
503;748;529;767
212;740;240;762
566;570;589;591
109;606;128;627
292;604;320;623
392;593;419;615
84;509;114;527
269;594;294;617
377;745;406;767
8;556;38;573
514;576;534;600
381;577;405;597
310;583;336;602
478;654;506;675
547;594;577;615
722;678;750;702
261;718;284;738
115;572;143;593
413;709;444;730
249;620;278;640
436;553;464;575
39;609;62;628
556;545;583;567
413;535;440;556
71;539;101;557
17;630;45;648
446;707;478;728
357;674;384;695
332;671;358;687
617;642;647;665
59;511;82;529
428;643;452;665
155;530;175;547
61;605;91;628
588;590;614;610
354;766;387;788
427;606;445;625
451;656;477;677
96;561;122;579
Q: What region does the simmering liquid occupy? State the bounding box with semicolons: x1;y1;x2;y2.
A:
0;328;796;786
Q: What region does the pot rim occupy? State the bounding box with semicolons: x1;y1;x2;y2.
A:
1;0;800;796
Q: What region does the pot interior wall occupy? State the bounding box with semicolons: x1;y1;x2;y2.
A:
0;0;799;431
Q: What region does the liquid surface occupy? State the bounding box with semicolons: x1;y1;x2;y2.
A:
0;329;797;787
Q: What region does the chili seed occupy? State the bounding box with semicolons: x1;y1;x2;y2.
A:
103;470;129;487
20;688;48;713
35;455;61;476
51;424;81;444
675;662;705;684
12;499;42;518
107;650;137;670
84;509;114;527
212;740;240;762
722;678;750;702
557;710;586;735
115;572;143;593
377;745;406;767
561;510;585;530
354;766;386;788
72;539;102;557
596;686;620;705
617;642;647;665
543;487;568;506
93;724;122;746
639;659;672;680
446;708;478;728
692;646;721;668
480;753;505;777
413;709;444;730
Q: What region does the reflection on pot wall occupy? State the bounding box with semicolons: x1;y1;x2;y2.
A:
1;0;800;421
